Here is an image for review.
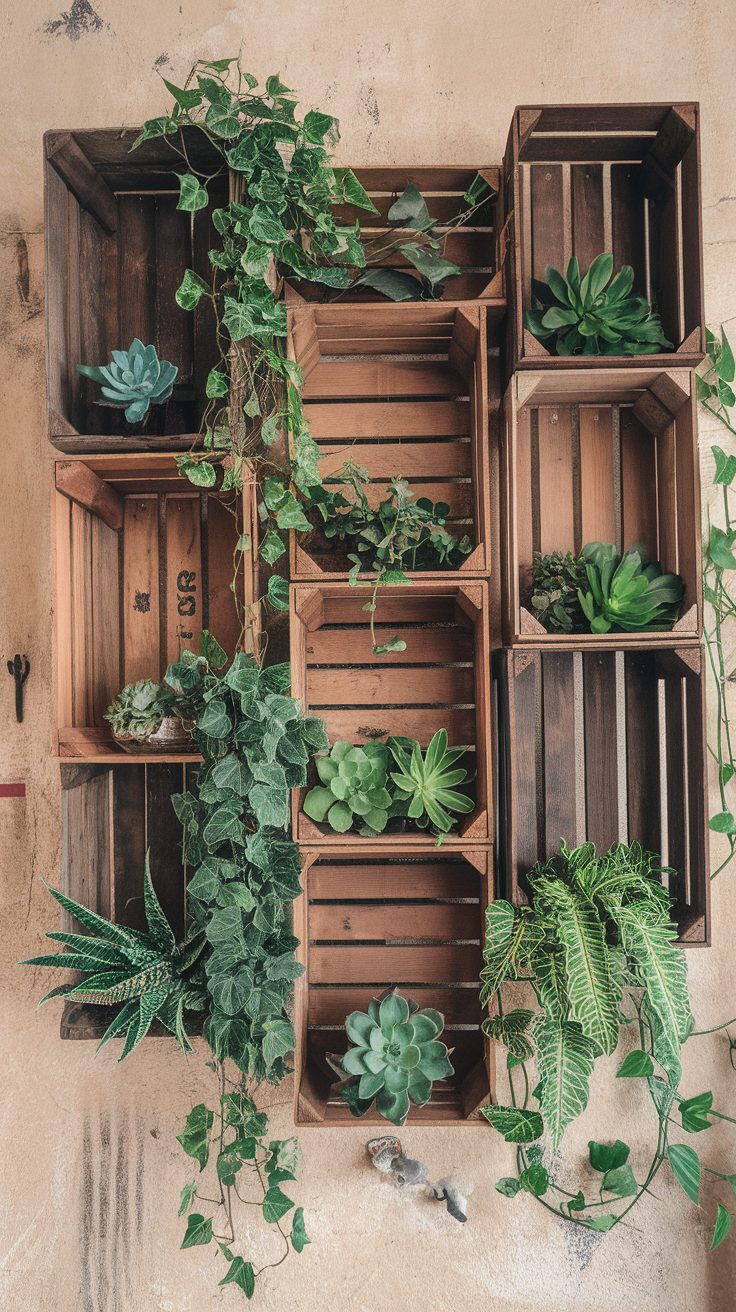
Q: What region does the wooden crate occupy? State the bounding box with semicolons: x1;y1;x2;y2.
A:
45;128;223;451
288;303;501;579
494;644;709;943
501;369;701;645
290;580;492;846
284;165;502;304
294;845;493;1125
54;455;254;762
499;104;704;373
57;761;194;1038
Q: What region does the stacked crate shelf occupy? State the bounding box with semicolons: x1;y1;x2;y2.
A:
495;103;710;944
286;271;504;1122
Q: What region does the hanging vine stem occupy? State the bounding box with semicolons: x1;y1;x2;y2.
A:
697;328;736;876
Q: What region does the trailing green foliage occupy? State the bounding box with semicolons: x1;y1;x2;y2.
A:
525;253;672;356
697;328;736;874
484;841;736;1252
166;639;327;1082
303;729;473;842
578;542;683;633
305;466;472;653
23;857;207;1057
339;988;454;1124
176;1077;309;1292
78;338;178;423
104;679;177;740
529;550;588;633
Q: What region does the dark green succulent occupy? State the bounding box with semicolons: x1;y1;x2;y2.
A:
388;729;474;840
340;989;454;1125
529;550;588;633
578;542;684;633
23;856;206;1057
78;338;178;422
303;740;392;833
525;253;672;357
104;679;175;739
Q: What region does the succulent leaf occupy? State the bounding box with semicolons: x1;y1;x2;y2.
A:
339;988;454;1125
77;339;178;421
525;255;672;357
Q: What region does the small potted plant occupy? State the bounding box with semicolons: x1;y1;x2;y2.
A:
77;338;178;430
104;679;193;753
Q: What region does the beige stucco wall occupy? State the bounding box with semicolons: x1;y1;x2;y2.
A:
1;2;735;1308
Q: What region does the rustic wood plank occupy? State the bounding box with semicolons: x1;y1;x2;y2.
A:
146;764;186;939
305;624;473;666
620;409;658;559
579;405;616;546
305;400;469;439
112;768;146;931
309;903;480;942
537;405;575;554
308;985;482;1026
571;164;605;268
123;496;160;684
307;861;481;900
309;943;483;984
164;495;202;666
55;461;124;531
306;666;475;708
90;515;121;725
541;652;577;856
302;361;464;400
583;651;619;850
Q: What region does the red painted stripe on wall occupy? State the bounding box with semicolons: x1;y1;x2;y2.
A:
0;783;25;798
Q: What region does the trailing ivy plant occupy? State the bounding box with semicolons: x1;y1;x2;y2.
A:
697;328;736;875
131;57;490;643
482;842;736;1249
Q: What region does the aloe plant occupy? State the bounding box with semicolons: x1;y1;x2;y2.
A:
303;741;392;833
525;253;672;357
388;729;473;840
78;338;178;422
578;542;684;633
23;857;206;1057
340;989;454;1125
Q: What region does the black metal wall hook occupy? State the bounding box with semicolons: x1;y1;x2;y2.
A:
7;654;30;723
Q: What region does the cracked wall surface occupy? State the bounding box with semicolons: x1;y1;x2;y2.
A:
1;2;735;1309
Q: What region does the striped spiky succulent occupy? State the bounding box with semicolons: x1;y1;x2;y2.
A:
23;856;206;1059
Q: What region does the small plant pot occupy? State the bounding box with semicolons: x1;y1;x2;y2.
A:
113;716;195;755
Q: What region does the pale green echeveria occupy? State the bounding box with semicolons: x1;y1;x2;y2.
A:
303;740;391;833
341;989;454;1125
78;338;178;423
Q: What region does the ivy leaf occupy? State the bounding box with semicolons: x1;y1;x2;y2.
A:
267;575;290;612
602;1164;637;1198
587;1213;618;1233
519;1164;549;1196
711;1203;732;1251
176;455;217;488
709;811;736;835
219;1256;255;1295
177;173;209;212
263;1018;295;1070
130;116;177;148
163;78;203;110
205;368;229;398
480;1105;543;1143
198;699;233;739
266;73;293;96
262;1185;294;1224
177;1104;214;1171
205;101;241;139
667;1143;701;1204
249;782;289;829
334;167;379;213
679;1090;714;1133
303;110;338;144
719;325;735;382
181;1213;213;1248
495;1177;522;1197
261;414;281;445
708;526;736;570
291;1206;310;1253
401;242;461;288
534;1016;596;1149
588;1140;630;1173
616;1049;654;1078
260;527;286;565
357;268;422;302
176;268;209;310
178;1180;197;1216
388;181;433;230
713;446;736;486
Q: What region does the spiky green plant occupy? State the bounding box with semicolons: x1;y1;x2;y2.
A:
525;253;672;356
578;542;684;633
78;338;178;423
388;728;474;840
340;988;454;1125
23;856;206;1058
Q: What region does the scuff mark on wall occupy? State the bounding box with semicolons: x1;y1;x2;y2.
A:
41;0;106;41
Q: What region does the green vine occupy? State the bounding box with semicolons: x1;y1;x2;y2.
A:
698;327;736;875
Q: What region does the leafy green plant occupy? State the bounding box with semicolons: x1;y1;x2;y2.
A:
525;253;672;357
77;338;178;423
303;740;391;833
697;327;736;875
23;857;207;1057
482;841;736;1250
388;729;474;840
529;550;588;633
339;988;454;1124
104;679;177;739
306;465;472;654
578;542;684;633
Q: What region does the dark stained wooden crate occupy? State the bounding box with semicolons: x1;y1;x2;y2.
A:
57;761;194;1039
499;104;705;374
290;580;492;846
44;128;223;451
293;845;493;1125
54;455;253;762
501;368;702;645
494;644;709;944
284;165;502;304
288;303;502;579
